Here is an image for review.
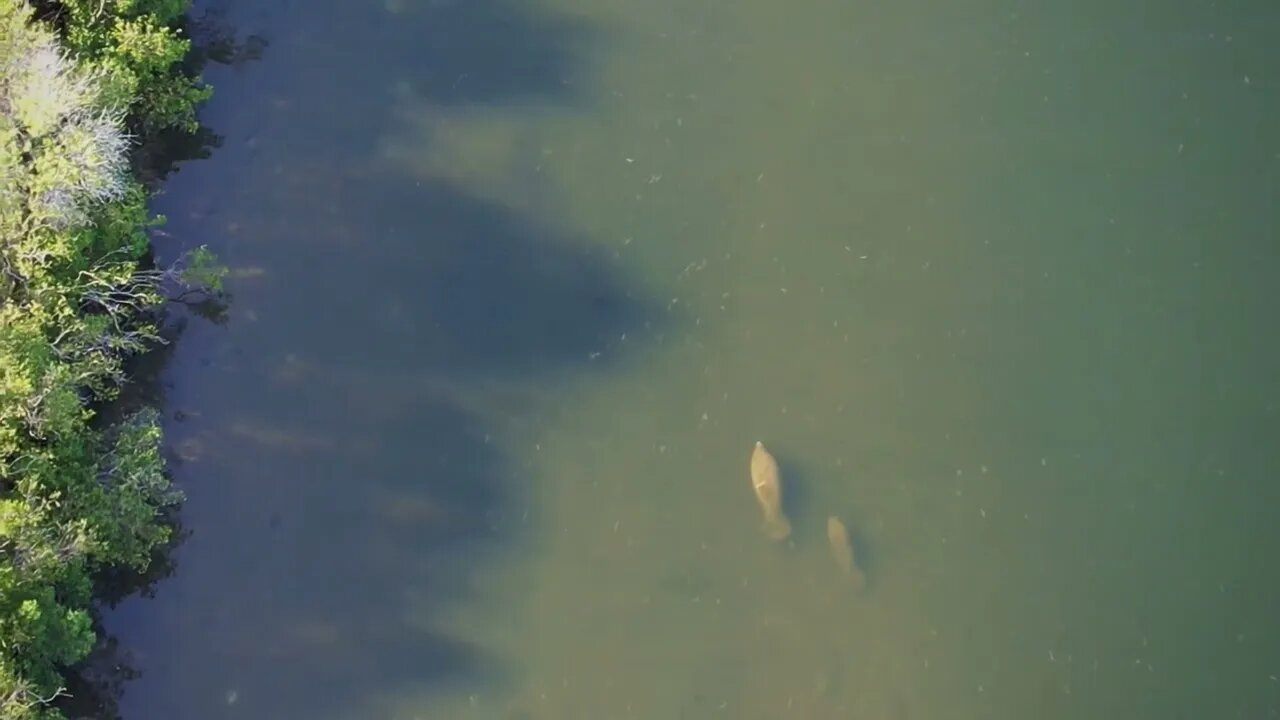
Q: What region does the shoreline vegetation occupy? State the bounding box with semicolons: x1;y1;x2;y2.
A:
0;0;221;717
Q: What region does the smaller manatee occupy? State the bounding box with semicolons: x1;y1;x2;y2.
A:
826;515;867;591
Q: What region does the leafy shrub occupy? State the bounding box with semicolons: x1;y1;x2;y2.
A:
0;1;216;717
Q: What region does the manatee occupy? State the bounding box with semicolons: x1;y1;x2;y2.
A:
826;515;867;590
749;441;792;540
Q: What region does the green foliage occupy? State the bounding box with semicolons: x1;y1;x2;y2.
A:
53;0;211;135
177;244;226;293
0;1;217;717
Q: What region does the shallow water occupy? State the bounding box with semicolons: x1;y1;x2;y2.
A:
105;0;1280;718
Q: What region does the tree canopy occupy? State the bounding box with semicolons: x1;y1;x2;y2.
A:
0;0;215;716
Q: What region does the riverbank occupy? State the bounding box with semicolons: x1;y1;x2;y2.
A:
0;1;216;717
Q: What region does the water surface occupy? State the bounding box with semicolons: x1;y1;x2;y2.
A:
105;0;1280;718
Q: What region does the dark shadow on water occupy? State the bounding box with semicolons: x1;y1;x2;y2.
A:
399;0;599;107
133;6;270;186
61;635;141;720
87;1;669;719
179;0;599;162
134;125;224;188
184;8;269;70
256;0;599;110
58;527;189;720
270;176;655;378
222;406;512;717
834;518;876;593
769;449;817;544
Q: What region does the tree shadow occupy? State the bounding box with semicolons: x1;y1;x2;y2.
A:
134;6;270;187
244;0;598;111
88;1;669;719
245;173;656;379
385;0;600;107
183;8;269;70
134;126;225;188
77;391;515;719
59;634;141;720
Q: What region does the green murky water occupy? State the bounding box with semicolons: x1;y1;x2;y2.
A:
106;0;1280;718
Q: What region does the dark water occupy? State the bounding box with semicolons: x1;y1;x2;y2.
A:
105;1;658;717
99;0;1280;718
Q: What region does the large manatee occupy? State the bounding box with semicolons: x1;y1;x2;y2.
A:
749;441;792;540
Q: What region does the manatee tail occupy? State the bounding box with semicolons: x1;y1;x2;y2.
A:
763;513;792;541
